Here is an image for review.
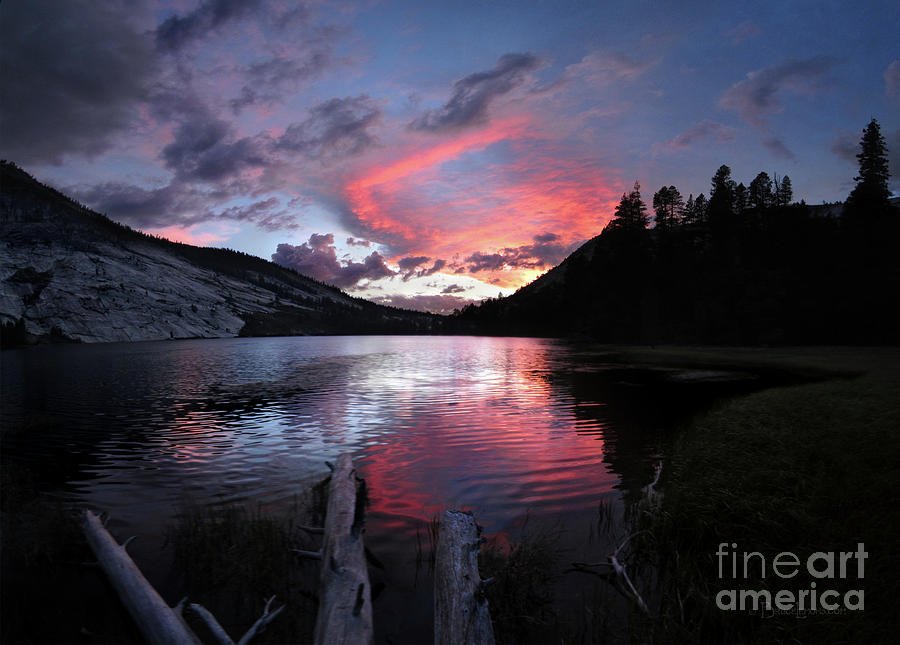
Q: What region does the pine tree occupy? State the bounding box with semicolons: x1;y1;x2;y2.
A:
652;185;684;231
611;181;649;230
845;118;892;218
749;172;774;209
776;175;793;206
734;182;748;215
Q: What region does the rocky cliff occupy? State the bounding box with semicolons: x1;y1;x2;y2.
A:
0;162;437;345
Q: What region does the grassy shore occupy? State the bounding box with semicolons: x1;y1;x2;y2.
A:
620;347;900;643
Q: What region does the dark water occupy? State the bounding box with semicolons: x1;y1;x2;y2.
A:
1;335;740;642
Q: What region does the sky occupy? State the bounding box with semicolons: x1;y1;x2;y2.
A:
2;1;898;313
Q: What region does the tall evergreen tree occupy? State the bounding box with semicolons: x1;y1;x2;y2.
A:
610;181;649;230
749;172;774;209
776;175;793;206
734;182;748;215
652;185;684;231
845;118;892;218
692;193;708;224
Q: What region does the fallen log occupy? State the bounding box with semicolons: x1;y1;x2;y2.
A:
82;510;283;645
81;510;201;645
313;453;374;645
434;510;495;645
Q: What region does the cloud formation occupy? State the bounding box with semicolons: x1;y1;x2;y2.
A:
886;60;900;102
276;95;382;160
156;0;264;51
0;1;155;165
720;57;835;128
368;293;476;315
719;56;835;159
272;233;395;288
725;21;760;45
460;232;572;274
656;120;736;152
396;256;447;281
231;53;332;113
564;52;657;86
410;53;541;132
162;115;269;181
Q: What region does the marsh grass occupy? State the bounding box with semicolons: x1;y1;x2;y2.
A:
478;517;564;644
636;348;900;643
167;477;332;644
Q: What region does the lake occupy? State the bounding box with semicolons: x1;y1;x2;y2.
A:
1;335;749;642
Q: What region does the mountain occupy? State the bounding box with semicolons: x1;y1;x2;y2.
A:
0;162;439;346
458;200;900;345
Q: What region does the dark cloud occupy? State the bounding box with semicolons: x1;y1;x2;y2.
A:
396;256;447;281
397;255;431;272
162;113;270;181
272;234;395;288
346;237;371;247
441;284;467;294
72;181;200;229
410;53;541;132
215;198;297;231
72;181;295;231
461;233;572;273
368;294;476;315
762;137;795;160
0;1;156;165
275;96;382;160
230;52;332;113
156;0;264;51
656;120;736;151
719;57;835;129
830;131;858;162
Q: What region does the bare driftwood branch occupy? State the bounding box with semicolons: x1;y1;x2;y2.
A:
434;510;495;645
294;549;324;560
313;453;373;645
237;596;285;645
84;510;283;645
185;603;235;645
609;533;651;616
81;510;201;645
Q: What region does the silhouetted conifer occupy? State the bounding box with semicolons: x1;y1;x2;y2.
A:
652;185;683;232
610;181;649;230
844;118;892;220
749;172;774;209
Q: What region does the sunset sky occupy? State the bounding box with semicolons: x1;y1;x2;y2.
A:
2;1;898;312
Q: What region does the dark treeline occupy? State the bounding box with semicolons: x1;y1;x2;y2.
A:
457;119;900;345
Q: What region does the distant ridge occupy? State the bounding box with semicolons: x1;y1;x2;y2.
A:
0;162;439;345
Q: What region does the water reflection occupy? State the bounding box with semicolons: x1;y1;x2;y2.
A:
2;335;695;642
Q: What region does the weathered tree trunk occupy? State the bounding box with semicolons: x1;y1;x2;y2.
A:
81;510;201;645
314;453;374;645
434;510;495;645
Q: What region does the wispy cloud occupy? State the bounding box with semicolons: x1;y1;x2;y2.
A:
719;56;836;158
725;20;760;45
275;95;382;161
409;53;542;132
655;120;736;152
886;60;900;102
564;52;658;86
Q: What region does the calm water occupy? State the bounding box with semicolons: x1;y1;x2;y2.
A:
1;335;714;642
